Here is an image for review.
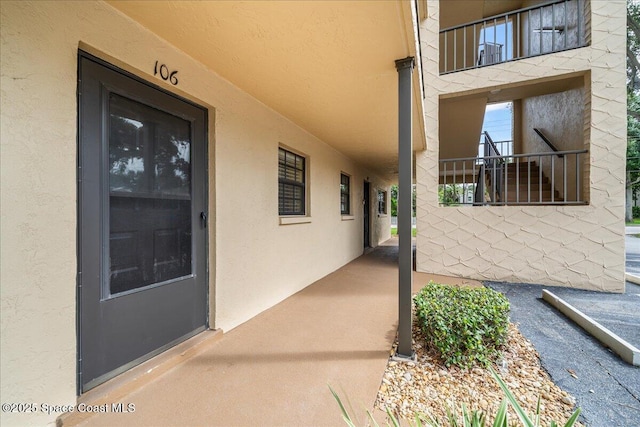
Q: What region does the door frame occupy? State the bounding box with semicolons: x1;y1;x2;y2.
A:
363;181;371;249
76;50;210;395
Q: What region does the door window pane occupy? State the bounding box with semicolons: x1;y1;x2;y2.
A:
108;93;192;295
154;121;191;196
109;102;147;193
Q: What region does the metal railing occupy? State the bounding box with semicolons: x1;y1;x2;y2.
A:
479;138;512;162
439;149;588;206
474;132;503;202
440;0;586;74
534;128;563;156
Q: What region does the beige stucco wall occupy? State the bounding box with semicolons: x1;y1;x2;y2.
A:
522;88;585;154
416;0;626;292
0;1;390;426
439;96;487;159
522;87;586;201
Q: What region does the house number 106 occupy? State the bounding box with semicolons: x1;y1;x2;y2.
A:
154;61;178;85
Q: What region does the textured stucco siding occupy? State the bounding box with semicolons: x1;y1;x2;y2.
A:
0;1;390;426
522;87;586;201
416;0;626;292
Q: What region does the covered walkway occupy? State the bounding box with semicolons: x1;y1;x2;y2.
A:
65;239;476;426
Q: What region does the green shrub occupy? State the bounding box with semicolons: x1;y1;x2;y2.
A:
633;206;640;219
413;282;510;368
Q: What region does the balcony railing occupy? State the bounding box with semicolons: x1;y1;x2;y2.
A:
440;0;587;74
478;139;512;161
439;149;588;206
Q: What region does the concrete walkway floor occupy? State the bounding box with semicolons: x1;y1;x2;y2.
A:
69;239;476;427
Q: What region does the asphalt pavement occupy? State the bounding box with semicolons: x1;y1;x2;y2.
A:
485;231;640;426
626;226;640;276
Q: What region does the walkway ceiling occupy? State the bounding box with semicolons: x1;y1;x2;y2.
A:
439;74;585;159
108;0;426;180
440;73;585;105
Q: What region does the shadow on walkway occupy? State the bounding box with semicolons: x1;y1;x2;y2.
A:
71;239;482;427
71;240;439;426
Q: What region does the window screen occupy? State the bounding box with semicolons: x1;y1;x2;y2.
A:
278;148;306;215
340;174;350;215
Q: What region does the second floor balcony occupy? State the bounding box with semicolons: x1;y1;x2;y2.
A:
440;0;588;74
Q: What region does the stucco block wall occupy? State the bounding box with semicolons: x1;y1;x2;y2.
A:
416;0;626;292
0;1;389;426
522;87;586;200
439;96;488;159
522;88;585;154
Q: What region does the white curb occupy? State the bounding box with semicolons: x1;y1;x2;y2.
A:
625;273;640;286
542;290;640;367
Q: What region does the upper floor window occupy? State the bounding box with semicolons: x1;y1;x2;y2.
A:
340;173;350;215
278;147;305;215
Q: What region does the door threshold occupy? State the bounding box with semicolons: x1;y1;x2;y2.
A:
59;329;223;426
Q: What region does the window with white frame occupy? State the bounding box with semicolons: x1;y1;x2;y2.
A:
278;147;306;215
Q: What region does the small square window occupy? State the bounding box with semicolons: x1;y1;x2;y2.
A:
340;173;350;215
377;190;387;215
279;147;306;215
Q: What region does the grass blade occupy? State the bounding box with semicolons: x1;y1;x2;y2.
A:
489;367;535;427
329;385;357;427
386;406;401;427
413;412;426;427
492;400;508;427
365;409;382;427
562;408;581;427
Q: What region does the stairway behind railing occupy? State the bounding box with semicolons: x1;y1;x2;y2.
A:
441;147;588;206
474;131;504;203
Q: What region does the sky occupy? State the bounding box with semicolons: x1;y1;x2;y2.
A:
481;102;513;156
479;21;513;62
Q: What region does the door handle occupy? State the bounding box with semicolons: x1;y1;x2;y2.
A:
200;211;208;228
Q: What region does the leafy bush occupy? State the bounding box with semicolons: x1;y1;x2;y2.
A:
633;206;640;219
413;283;510;368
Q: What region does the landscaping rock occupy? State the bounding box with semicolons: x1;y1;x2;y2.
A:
375;319;582;425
